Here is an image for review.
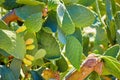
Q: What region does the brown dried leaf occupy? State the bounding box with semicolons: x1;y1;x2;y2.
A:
94;61;103;75
2;10;20;24
66;54;103;80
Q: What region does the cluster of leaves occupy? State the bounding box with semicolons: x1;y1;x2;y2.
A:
0;0;120;80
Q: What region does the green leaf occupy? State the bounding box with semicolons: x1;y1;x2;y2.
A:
61;11;75;35
0;49;10;57
33;58;44;66
57;3;75;35
37;30;61;60
103;45;120;58
78;0;95;6
101;56;120;79
62;0;79;4
102;64;111;75
94;26;108;54
14;34;26;59
43;11;58;32
34;49;46;60
30;70;43;80
24;13;42;32
0;0;4;5
10;58;22;80
72;28;82;44
47;0;59;11
0;30;26;59
105;0;113;22
16;0;45;6
0;65;16;80
15;5;43;20
116;30;120;44
115;11;120;29
65;36;82;69
56;55;68;72
0;19;9;29
95;27;108;45
66;4;95;28
88;72;101;80
83;34;89;56
1;0;23;10
111;0;116;15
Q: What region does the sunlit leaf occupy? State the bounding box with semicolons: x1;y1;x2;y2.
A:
104;45;120;58
66;4;95;28
65;36;82;69
102;56;120;79
0;30;26;59
24;13;42;32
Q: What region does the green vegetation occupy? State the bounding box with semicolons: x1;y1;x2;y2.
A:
0;0;120;80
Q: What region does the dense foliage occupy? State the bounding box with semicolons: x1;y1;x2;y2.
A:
0;0;120;80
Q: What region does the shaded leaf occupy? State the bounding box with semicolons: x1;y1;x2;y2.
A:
30;70;43;80
88;72;101;80
0;65;16;80
0;49;9;57
37;30;61;60
72;28;82;44
15;5;43;20
10;58;22;80
16;0;44;6
83;34;89;56
43;11;58;32
1;0;23;10
56;55;68;72
116;30;120;44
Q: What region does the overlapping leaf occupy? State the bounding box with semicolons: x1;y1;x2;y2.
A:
37;30;61;60
57;3;75;35
66;4;95;28
0;30;26;59
15;5;43;20
16;0;44;6
10;58;22;80
101;56;120;79
65;36;82;69
104;45;120;58
0;65;16;80
24;13;42;32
